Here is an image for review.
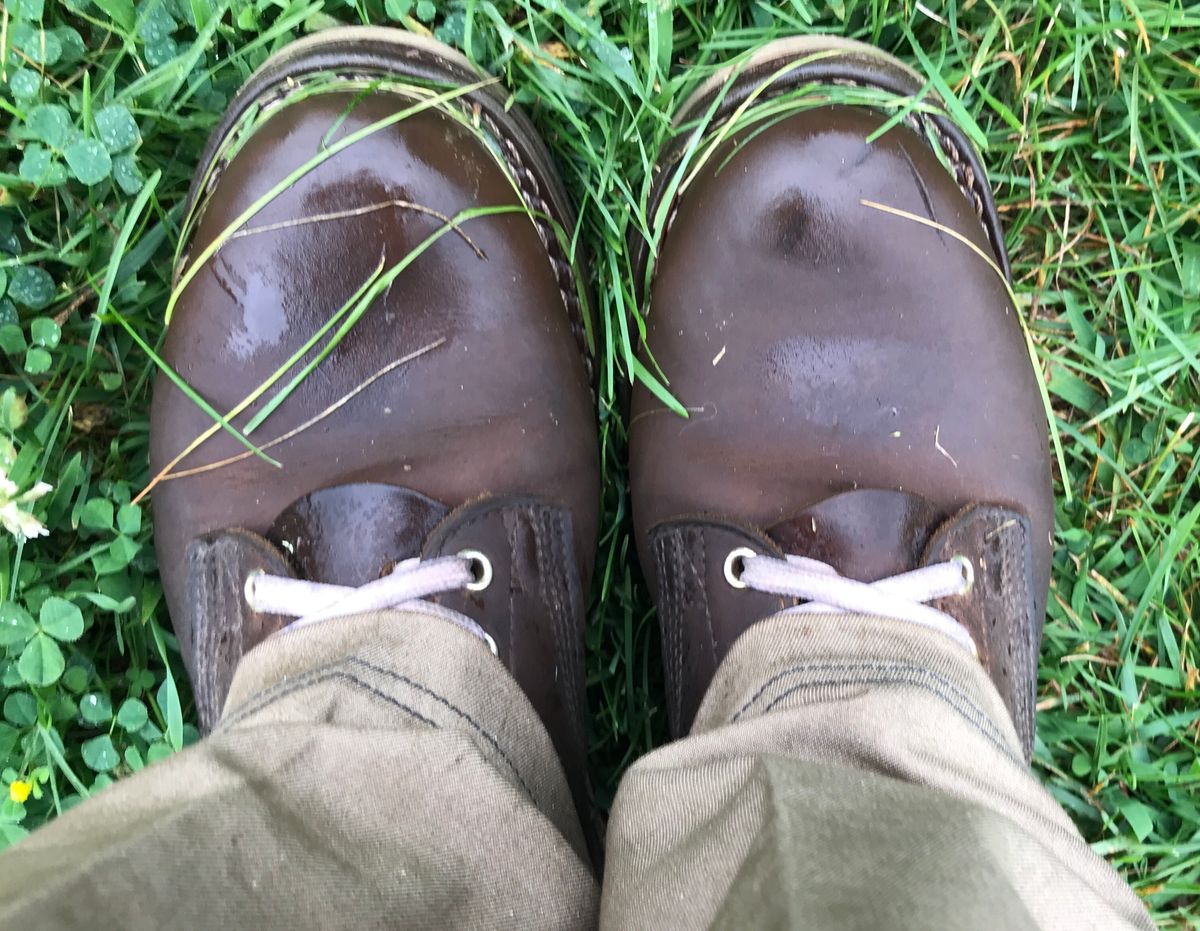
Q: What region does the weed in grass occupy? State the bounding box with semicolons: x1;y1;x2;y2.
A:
0;0;1197;924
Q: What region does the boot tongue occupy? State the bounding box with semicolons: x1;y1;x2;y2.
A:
268;483;450;587
767;489;938;582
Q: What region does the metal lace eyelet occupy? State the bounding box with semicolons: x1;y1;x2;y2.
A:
243;570;263;609
724;547;757;589
950;554;975;594
458;549;493;592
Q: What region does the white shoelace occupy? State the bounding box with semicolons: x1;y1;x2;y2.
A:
245;552;498;654
726;549;978;655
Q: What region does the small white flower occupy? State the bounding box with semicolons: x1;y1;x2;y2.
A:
0;468;52;541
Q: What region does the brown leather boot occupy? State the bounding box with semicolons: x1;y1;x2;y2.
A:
149;28;599;824
631;38;1053;758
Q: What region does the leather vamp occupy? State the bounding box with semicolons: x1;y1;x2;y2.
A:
269;483;449;587
768;489;937;582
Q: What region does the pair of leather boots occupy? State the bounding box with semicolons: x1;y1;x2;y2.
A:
150;28;1052;836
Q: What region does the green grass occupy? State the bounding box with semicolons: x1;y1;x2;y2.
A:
0;0;1197;923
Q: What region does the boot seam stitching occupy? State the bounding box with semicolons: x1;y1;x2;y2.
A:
653;530;685;727
547;506;584;726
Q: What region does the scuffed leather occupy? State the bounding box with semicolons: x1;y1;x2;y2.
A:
185;528;293;732
924;504;1040;759
649;518;795;736
269;483;449;587
768;489;937;583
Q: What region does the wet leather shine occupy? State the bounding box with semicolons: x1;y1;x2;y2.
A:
632;102;1053;749
153;88;598;623
150;39;599;829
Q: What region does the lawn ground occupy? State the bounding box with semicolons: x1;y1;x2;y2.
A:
0;0;1197;924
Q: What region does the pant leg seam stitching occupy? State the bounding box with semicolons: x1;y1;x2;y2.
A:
220;657;535;799
222;662;540;801
347;656;535;798
223;652;537;801
222;668;438;728
765;675;1010;759
731;660;1018;761
735;660;986;721
220;660;347;724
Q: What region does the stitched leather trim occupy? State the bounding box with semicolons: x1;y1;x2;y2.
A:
185;528;293;732
925;504;1039;758
652;524;705;728
649;517;794;736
